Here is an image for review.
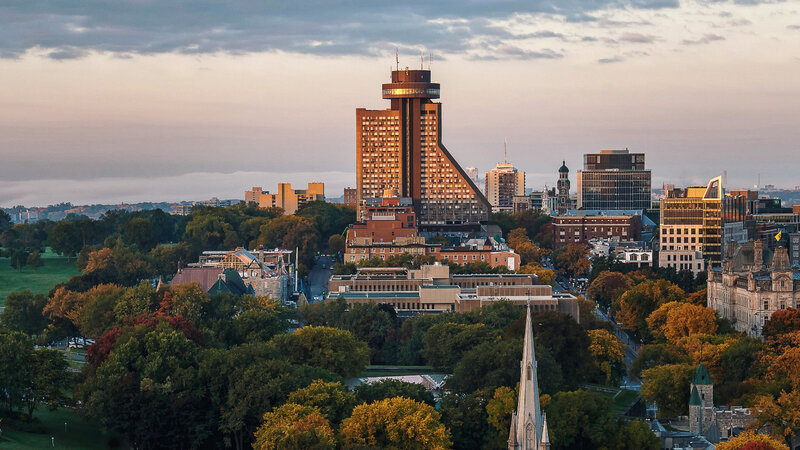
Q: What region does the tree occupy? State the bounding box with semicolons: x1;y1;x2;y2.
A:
753;391;800;447
256;215;319;273
647;301;718;342
763;308;800;338
530;310;592;388
43;287;84;337
640;363;694;418
486;386;517;447
24;348;71;420
26;250;43;271
439;390;490;450
607;420;661;450
630;344;689;380
716;429;789;450
9;248;29;272
340;397;452;450
252;403;335;450
184;214;239;251
616;279;685;337
113;281;159;322
296;201;355;242
1;290;47;336
272;326;369;378
327;234;345;255
520;263;556;285
287;379;358;426
447;338;522;393
0;209;11;234
587;271;631;311
355;379;435;406
719;337;763;383
421;322;496;371
123;217;158;251
0;331;34;414
544;389;619;450
49;221;83;260
74;284;125;338
587;329;626;386
553;243;591;278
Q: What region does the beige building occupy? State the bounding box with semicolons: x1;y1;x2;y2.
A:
245;183;324;214
707;241;800;337
485;162;525;213
659;177;723;268
328;264;578;320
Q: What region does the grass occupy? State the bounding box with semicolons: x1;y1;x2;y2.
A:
0;249;80;307
0;407;118;449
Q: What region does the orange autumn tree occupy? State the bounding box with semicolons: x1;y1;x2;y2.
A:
715;429;789;450
340;397;452;450
647;302;718;343
753;391;800;447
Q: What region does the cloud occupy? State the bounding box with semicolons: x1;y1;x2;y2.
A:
788;24;800;29
598;56;625;63
0;0;679;60
472;45;563;60
619;32;658;43
681;33;726;45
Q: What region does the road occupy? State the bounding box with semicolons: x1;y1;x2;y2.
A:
307;255;333;301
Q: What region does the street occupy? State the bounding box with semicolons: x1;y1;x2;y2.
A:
307;255;333;301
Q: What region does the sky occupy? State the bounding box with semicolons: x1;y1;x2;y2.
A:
1;0;799;207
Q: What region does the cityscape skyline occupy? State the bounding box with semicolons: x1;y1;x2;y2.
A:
2;1;799;207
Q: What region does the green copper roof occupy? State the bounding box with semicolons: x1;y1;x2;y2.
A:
558;161;569;173
693;363;713;386
689;386;702;406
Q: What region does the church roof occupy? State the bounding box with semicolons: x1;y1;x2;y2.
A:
509;305;545;449
693;363;713;386
558;161;569;173
689;386;702;406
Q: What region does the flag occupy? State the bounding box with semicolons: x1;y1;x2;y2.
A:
776;230;782;242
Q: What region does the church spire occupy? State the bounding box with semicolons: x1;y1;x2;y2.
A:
509;305;545;450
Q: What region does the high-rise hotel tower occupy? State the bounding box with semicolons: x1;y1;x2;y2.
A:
356;68;490;227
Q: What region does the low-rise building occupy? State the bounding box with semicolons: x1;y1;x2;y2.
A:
707;241;800;337
186;248;293;301
553;210;644;247
660;249;706;275
328;264;578;319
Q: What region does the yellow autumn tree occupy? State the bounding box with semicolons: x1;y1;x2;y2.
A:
588;329;626;385
715;429;789;450
753;391;800;447
520;263;556;285
252;403;335;450
340;397;452;450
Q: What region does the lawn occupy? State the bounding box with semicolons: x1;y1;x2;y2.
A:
0;250;79;307
0;407;118;449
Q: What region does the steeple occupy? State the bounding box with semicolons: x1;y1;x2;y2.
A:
509;305;545;450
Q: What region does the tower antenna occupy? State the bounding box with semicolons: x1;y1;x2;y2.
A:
396;48;399;71
428;52;432;70
504;137;508;164
420;49;424;70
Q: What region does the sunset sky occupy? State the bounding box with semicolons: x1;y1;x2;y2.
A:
1;0;799;207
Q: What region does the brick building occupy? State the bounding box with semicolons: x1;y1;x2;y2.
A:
553;211;642;247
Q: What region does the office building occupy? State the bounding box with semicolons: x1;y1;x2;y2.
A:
343;187;358;207
708;242;800;337
659;177;729;267
245;183;324;214
576;150;651;210
356;68;490;227
485;162;525;213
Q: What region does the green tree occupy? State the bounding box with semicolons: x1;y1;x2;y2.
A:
287;379;358;426
606;420;661;450
340;397;452;450
616;279;685;338
74;284;125;338
327;234;345;254
544;389;618;450
0;209;12;234
296;201;356;242
184;214;239;251
256;215;319;273
587;271;632;311
272;326;369;378
9;248;29;272
0;331;34;413
439;390;490;450
587;329;626;386
447;338;522;393
24;348;71;420
113;281;159;322
422;322;496;371
486;386;518;448
26;249;43;271
49;221;83;260
640;363;695;418
252;403;335;450
355;379;435;406
123;217;158;251
1;290;47;336
629;344;689;380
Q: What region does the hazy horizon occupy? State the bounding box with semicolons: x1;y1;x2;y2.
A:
2;0;799;207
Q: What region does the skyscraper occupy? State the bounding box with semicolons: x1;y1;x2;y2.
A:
576;150;651;210
485;162;525;213
356;68;490;227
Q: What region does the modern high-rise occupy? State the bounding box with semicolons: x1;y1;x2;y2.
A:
356;68;490;227
576;150;651;210
485;162;525;213
245;183;324;214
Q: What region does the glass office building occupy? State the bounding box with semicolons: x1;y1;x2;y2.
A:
576;150;651;211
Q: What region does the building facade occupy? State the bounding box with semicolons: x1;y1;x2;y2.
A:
343;187;358;207
660;177;725;266
576;150;651;210
553;211;642;247
245;182;324;214
485;162;525;213
356;68;490;227
707;242;800;337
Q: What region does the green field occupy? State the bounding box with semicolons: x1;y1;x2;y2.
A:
0;250;80;307
0;408;117;449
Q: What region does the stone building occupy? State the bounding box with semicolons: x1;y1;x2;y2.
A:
707;241;800;337
688;364;755;442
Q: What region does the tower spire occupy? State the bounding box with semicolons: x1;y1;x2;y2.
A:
509;305;544;450
504;137;509;164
